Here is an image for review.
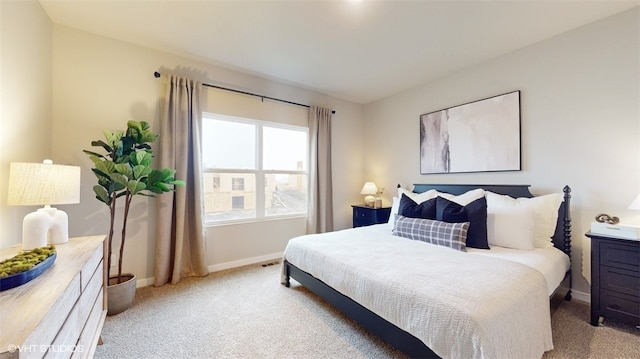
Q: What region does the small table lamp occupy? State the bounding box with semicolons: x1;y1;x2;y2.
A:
629;194;640;211
7;160;81;249
360;182;378;207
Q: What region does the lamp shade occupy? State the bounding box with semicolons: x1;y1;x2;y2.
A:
7;160;81;249
7;160;81;206
360;182;378;195
629;194;640;211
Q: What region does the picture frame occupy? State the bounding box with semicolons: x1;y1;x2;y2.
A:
419;90;521;174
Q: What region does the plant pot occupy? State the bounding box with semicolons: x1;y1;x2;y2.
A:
107;273;136;316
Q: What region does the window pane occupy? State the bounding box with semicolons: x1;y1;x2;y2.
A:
231;177;245;191
203;172;256;221
202;118;256;169
265;173;307;217
263;126;307;170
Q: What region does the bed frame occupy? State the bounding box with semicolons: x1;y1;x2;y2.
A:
283;184;572;358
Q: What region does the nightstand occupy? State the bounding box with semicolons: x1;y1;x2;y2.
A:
352;205;392;228
586;231;640;327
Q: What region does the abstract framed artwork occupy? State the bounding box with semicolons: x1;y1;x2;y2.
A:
420;91;521;174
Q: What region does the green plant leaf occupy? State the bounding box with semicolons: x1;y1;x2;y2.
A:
83;150;107;159
115;140;124;159
95;159;116;174
92;185;111;205
155;182;171;192
133;150;152;166
114;163;132;178
90;168;110;182
109;173;128;187
141;132;157;144
127;179;146;195
89;140;113;154
171;180;186;187
132;165;152;179
128;120;143;135
104;130;123;147
146;169;162;184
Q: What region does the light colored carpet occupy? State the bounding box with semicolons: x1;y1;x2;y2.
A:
94;262;639;359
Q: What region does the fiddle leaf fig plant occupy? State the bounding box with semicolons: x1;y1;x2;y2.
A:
84;120;185;284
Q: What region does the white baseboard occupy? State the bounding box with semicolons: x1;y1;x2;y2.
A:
207;252;283;272
570;289;590;303
136;277;155;288
135;252;283;288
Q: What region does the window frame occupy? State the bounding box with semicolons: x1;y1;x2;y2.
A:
202;113;309;226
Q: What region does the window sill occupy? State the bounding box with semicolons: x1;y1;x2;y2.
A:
205;214;307;228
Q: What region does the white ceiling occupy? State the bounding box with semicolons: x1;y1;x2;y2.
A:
39;0;639;104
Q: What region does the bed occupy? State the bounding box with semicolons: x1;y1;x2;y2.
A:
281;184;572;359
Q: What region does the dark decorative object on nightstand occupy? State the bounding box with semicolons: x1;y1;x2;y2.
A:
586;231;640;327
352;205;392;228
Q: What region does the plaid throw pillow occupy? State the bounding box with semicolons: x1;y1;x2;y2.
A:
393;215;470;251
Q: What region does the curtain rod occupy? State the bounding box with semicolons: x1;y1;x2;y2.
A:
154;72;335;114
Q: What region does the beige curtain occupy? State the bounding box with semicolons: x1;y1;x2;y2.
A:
307;106;334;234
154;74;209;286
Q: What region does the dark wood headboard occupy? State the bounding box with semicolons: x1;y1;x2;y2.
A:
410;184;572;259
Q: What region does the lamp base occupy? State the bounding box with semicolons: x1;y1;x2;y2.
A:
364;195;375;208
22;206;69;249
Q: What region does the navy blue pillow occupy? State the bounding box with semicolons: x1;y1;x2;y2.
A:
436;196;489;249
398;193;437;219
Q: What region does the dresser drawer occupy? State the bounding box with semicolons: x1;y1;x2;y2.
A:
47;260;104;358
598;289;640;325
80;244;103;291
73;289;105;359
353;207;375;223
598;240;640;272
599;265;640;296
352;206;392;228
24;274;81;358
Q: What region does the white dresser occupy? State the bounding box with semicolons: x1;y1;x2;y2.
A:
0;236;107;359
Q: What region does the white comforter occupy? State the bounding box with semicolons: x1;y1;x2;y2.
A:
282;225;554;359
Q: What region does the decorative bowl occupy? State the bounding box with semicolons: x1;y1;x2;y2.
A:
0;252;57;291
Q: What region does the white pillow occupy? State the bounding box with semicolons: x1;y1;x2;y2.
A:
388;189;439;232
438;188;486;205
486;191;563;248
384;196;401;231
487;206;535;250
397;188;438;204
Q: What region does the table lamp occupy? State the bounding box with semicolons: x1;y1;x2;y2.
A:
629;194;640;211
360;182;378;207
7;160;81;249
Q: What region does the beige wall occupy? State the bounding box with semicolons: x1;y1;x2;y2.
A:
363;8;640;301
0;0;52;249
48;23;364;285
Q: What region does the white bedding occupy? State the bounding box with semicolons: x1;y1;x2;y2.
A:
282;224;562;359
468;243;570;296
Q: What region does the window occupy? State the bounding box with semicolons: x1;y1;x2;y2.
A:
202;113;308;224
231;196;245;210
231;178;244;191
